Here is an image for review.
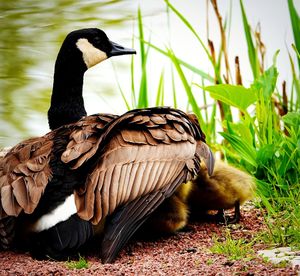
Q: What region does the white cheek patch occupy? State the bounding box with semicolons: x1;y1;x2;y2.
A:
76;38;108;68
32;194;77;232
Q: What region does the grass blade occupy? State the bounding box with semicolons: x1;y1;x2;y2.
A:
171;67;177;108
155;70;165;106
164;0;217;74
164;0;211;59
288;0;300;71
137;7;148;108
130;34;137;108
240;0;260;79
144;40;214;82
220;132;257;167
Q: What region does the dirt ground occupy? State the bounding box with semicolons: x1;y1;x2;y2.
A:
0;205;298;276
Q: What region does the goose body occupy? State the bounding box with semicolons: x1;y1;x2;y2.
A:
0;107;214;263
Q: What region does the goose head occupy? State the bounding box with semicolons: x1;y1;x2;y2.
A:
62;28;136;69
48;28;136;130
54;28;136;74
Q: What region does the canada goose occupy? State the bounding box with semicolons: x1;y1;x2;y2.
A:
0;106;214;263
188;160;256;223
43;26;217;257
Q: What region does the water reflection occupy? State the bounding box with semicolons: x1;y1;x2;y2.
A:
0;0;142;147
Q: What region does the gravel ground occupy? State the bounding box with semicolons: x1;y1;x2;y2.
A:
0;205;299;276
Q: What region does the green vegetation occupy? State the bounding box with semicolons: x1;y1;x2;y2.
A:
210;230;255;261
206;258;214;265
65;255;89;270
127;0;300;252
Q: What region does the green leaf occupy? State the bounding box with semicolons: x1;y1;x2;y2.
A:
282;112;300;130
202;84;256;111
251;65;279;101
220;132;257;167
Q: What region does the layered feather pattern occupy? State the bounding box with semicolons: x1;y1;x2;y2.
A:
60;107;211;225
0;136;54;218
0;114;117;220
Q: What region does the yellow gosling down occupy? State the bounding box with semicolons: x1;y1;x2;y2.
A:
188;160;256;223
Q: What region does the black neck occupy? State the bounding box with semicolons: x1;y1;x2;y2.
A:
48;50;88;130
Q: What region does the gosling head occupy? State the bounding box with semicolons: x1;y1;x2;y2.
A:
57;28;136;70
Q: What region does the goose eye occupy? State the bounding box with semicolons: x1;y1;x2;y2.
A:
94;37;101;44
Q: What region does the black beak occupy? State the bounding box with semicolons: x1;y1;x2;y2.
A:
108;41;136;57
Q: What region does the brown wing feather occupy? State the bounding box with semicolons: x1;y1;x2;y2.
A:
61;114;118;169
100;167;189;263
0;137;53;218
74;108;207;225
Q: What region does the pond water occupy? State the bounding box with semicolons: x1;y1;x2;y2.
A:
0;0;298;147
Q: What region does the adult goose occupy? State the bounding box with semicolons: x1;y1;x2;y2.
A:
0;106;214;263
41;28;250;244
0;28;215;263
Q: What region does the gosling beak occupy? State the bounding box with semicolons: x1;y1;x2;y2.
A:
108;41;136;57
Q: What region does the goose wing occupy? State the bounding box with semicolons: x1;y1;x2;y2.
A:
0;136;54;218
100;167;189;263
0;114;117;219
62;107;213;262
67;108;207;224
61;113;118;169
